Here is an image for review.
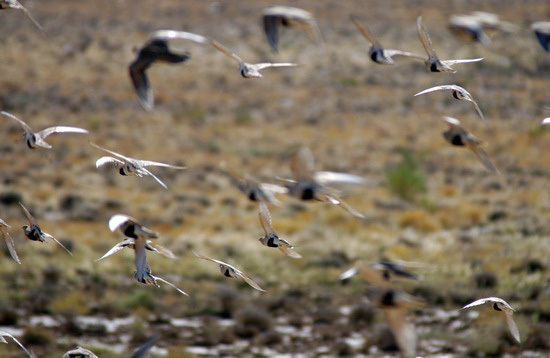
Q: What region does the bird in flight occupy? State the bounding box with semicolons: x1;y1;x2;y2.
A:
91;142;185;189
531;21;550;52
416;16;483;73
350;16;424;65
0;218;21;264
461;297;520;343
129;30;208;110
193;252;266;292
414;85;485;122
1;111;88;149
262;6;323;51
210;39;299;78
0;0;43;31
258;202;301;259
1;330;35;357
19;202;72;256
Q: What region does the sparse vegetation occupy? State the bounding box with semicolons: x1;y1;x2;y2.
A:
386;148;427;202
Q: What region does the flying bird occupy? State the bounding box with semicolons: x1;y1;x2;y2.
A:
368;288;425;358
91;142;185;189
258;202;301;259
220;162;288;206
1;330;34;357
98;214;186;296
262;6;322;51
350;16;424;65
461;297;520;343
281;147;366;218
448;15;491;45
470;11;518;35
442;117;499;174
414;85;485;122
129;30;208;111
19;202;72;255
541;117;550;125
0;0;43;31
340;261;422;287
416;16;483;73
210;39;299;78
63;347;98;358
1;111;88;149
131;335;159;358
0;219;21;264
531;21;550;52
193;252;266;292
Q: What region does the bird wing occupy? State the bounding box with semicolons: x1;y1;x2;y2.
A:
414;85;459;96
253;62;299;71
90;142;133;162
17;3;44;32
209;39;243;63
37;126;89;139
192;251;230;266
1;111;34;134
259;183;289;195
140;167;168;189
96;239;134;261
258;202;276;236
278;245;302;259
43;232;73;256
130;335;159;358
149;30;208;44
350;16;382;47
18;202;38;226
461;297;495;309
262;13;280;51
466;98;486;122
146;241;176;259
108;214;136;232
315;171;366;186
504;310;521;343
542;117;550;125
129;56;154;111
339;266;359;281
416;16;437;58
384;49;425;60
136;159;186;170
290;147;316;181
465;142;499;175
441;58;483;66
384;308;417;358
324;194;366;219
95;156;124;168
443;116;463;128
1;228;21;264
151;274;189;296
0;331;34;357
236;271;267;292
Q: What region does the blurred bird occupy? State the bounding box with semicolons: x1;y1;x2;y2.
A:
1;111;89;149
0;0;43;31
63;346;98;358
448;15;491;45
133;263;189;297
19;202;72;256
340;261;422;287
414;85;485;122
350;16;424;65
131;335;159;358
91;142;185;189
531;21;550;52
416;16;483;73
470;11;518;35
442;117;499;174
368;288;425;358
193;252;266;292
1;330;34;357
129;30;208;111
461;297;520;343
542;117;550;125
220;162;288;206
258;202;301;259
97;214;175;261
0;218;21;264
281;147;366;218
210;39;299;78
262;6;322;51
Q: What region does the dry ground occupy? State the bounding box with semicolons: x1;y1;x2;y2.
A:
0;0;549;357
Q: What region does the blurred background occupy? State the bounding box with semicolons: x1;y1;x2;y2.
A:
0;0;549;356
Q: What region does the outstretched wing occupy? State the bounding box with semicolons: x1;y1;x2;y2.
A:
37;126;89;139
466;142;499;175
152;275;189;296
90;142;133;162
95;156;124;168
384;308;417;358
96;239;134;261
350;16;382;47
461;297;494;309
384;49;425;60
235;271;267;292
441;58;483;66
467;98;486;122
209;39;244;63
131;335;159;358
43;232;73;256
0;330;34;357
315;171;365;186
325;194;365;219
140;167;168;189
258;202;276;236
504;311;521;343
1;228;21;264
146;241;176;259
290;147;316;181
149;30;208;45
253;62;299;71
18;202;38;226
414;85;459;96
1;111;34;134
136;159;185;170
416;16;437;58
339;266;359;281
193;251;229;266
278;245;302;259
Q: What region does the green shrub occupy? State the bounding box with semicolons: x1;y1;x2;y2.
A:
386;148;426;202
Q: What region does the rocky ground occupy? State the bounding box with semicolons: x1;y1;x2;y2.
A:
0;0;549;357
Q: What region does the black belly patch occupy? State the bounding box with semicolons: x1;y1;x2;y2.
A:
451;135;465;146
266;236;278;247
123;225;137;239
119;168;127;176
301;187;315;200
430;63;439;72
